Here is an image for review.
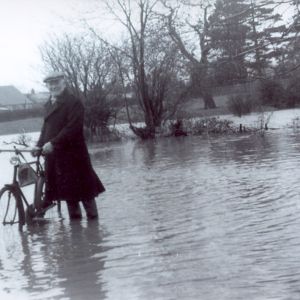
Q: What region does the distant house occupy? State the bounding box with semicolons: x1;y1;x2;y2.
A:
26;89;50;108
0;85;31;110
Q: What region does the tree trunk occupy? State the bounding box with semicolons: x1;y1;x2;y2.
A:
203;91;217;109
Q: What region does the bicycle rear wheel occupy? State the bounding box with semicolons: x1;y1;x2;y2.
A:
33;176;61;216
0;186;25;230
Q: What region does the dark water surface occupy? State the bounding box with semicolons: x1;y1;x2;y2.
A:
1;131;300;300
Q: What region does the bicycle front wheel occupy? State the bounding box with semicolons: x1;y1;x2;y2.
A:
0;186;25;229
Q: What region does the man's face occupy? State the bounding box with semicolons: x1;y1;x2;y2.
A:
46;78;66;97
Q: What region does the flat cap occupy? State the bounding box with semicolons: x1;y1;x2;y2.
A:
43;71;65;83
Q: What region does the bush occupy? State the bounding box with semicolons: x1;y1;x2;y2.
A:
259;79;288;108
286;74;300;108
168;119;188;136
227;94;253;117
185;117;237;135
84;126;121;143
83;90;117;141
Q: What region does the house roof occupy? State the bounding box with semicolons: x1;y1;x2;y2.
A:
27;91;50;103
0;85;29;106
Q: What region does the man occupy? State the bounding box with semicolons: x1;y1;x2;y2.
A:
33;71;105;219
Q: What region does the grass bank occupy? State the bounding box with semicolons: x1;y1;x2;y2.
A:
0;117;43;136
0;95;289;138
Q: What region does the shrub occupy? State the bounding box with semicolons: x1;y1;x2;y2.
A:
286;74;300;108
168;119;188;136
259;79;288;108
185;117;237;135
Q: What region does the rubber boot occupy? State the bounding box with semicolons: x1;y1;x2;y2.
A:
82;198;98;219
66;201;82;219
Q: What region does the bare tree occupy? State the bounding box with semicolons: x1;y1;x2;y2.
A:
102;0;188;139
162;0;217;109
40;33;118;140
40;34;115;98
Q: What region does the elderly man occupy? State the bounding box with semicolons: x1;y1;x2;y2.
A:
34;71;105;219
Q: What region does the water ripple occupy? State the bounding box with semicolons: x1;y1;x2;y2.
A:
1;131;300;299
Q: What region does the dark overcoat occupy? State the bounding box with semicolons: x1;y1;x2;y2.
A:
37;88;105;202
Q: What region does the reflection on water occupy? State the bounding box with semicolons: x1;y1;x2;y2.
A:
0;220;108;300
2;131;300;299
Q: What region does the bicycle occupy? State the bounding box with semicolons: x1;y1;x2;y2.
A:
0;147;59;231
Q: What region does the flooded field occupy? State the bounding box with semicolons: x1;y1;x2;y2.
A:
1;129;300;299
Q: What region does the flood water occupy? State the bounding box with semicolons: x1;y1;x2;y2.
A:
1;131;300;300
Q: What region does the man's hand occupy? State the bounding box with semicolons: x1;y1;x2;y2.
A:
42;142;54;155
31;146;41;157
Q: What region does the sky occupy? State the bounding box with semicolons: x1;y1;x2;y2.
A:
0;0;296;93
0;0;117;93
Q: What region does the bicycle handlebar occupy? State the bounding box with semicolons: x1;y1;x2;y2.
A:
0;147;42;157
0;149;34;153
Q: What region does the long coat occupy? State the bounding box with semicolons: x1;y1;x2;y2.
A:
37;88;105;203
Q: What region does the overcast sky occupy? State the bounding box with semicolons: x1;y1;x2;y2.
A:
0;0;117;93
0;0;296;93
